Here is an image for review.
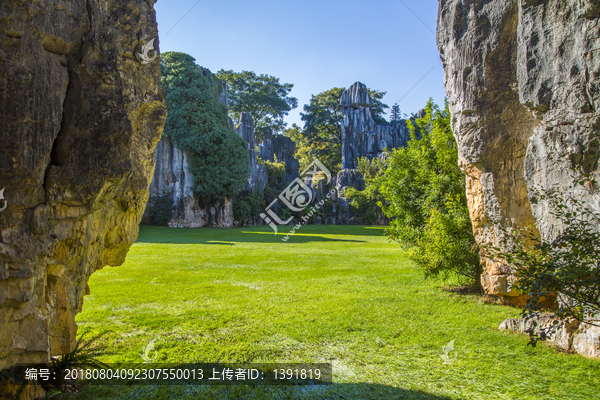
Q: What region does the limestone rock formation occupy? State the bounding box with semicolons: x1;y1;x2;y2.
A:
237;113;268;194
437;0;600;300
0;0;166;371
341;82;411;169
148;134;234;228
500;315;600;358
259;129;300;182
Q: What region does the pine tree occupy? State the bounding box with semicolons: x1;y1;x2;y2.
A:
390;103;401;123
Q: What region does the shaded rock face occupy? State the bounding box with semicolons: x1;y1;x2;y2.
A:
0;0;166;371
341;82;411;169
437;0;600;300
236;113;268;194
259;129;300;182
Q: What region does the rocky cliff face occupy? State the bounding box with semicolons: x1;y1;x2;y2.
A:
437;1;600;301
341;82;411;169
259;129;300;182
148;111;266;228
238;113;268;194
0;0;166;371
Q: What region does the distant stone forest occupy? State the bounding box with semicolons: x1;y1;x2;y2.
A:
144;80;422;229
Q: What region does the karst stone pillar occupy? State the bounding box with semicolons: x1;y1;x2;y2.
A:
0;0;167;370
437;0;600;301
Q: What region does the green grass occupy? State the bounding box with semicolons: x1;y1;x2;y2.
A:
67;225;599;399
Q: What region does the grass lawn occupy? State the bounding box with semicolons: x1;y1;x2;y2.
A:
68;225;599;399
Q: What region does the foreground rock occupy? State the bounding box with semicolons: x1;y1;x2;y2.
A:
0;0;166;371
437;0;600;302
500;315;600;358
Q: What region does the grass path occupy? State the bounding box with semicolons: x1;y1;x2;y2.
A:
72;225;599;399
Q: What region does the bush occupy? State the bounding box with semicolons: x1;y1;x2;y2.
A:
371;99;481;287
488;173;600;345
234;190;263;226
344;157;386;224
145;194;173;226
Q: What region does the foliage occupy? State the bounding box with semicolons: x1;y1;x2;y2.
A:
259;158;287;202
373;99;481;285
145;194;173;226
49;331;111;391
216;69;298;141
161;52;249;206
297;87;388;174
488;172;600;345
233;190;263;226
344;157;386;224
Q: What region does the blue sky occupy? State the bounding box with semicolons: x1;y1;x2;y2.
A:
154;0;445;127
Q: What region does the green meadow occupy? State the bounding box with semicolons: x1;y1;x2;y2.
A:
69;225;599;399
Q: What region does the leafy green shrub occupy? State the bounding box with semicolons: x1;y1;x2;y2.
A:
234;190;263;226
259;158;287;202
145;194;173;226
161;52;249;206
344;157;386;224
371;99;481;287
489;173;600;345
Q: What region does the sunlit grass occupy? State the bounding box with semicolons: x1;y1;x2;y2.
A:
68;225;600;399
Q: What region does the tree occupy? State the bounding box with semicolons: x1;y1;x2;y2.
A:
216;69;298;141
161;52;249;208
298;87;388;174
371;99;481;287
390;103;401;123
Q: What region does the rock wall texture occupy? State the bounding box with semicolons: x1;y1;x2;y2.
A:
0;0;166;371
147;134;234;228
259;129;300;182
238;113;268;194
341;82;411;169
148;111;265;228
500;314;600;358
437;0;600;301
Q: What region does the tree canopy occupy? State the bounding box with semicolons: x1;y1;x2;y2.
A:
366;99;480;286
161;52;249;205
216;69;298;141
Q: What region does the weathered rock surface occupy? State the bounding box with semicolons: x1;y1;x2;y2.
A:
259;129;300;182
500;315;600;358
0;0;166;371
437;0;600;300
148;134;234;228
341;82;411;169
237;113;268;194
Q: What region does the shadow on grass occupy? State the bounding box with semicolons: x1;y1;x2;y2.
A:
137;225;375;245
63;382;457;400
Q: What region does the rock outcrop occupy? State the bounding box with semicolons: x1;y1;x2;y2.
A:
341;82;411;169
237;113;268;194
0;0;166;371
148;108;267;228
500;314;600;358
147;134;234;228
259;129;300;182
437;0;600;300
